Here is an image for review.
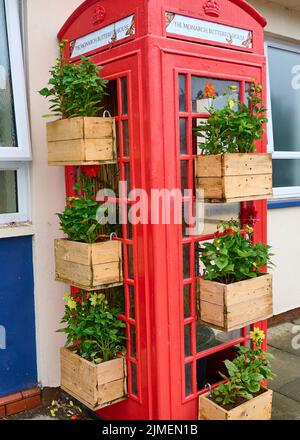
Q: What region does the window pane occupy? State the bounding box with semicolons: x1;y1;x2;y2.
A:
181;160;188;192
121;77;128;115
183;243;190;279
123;120;130;157
179;118;187;154
131;362;138;396
179;74;187;112
0;170;18;213
130;325;136;358
191;76;240;113
185;363;192;396
102;79;118;117
268;46;300;152
184;284;191;318
202;202;241;235
273;159;300;187
127;245;134;279
129;285;135;319
0;1;17;147
184;324;192;357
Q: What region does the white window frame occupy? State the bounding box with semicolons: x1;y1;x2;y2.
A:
266;38;300;199
0;0;31;160
0;162;30;223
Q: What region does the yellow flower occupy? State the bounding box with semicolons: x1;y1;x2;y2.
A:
245;225;254;234
89;293;98;307
250;327;265;346
63;292;70;302
64;293;77;309
228;85;237;92
229;99;235;110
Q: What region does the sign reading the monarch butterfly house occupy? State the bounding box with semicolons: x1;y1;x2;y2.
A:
165;12;253;49
70;15;136;58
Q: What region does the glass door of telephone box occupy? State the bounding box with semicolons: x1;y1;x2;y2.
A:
162;53;267;416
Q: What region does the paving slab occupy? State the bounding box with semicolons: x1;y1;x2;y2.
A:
268;322;300;357
277;377;300;404
272;392;300;420
267;346;300;390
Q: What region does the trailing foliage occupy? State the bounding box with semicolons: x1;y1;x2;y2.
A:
57;173;113;244
200;220;274;284
213;328;274;406
194;83;267;154
39;47;108;118
58;291;126;364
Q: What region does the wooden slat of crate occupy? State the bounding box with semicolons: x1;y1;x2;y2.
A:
55;239;123;290
47;117;116;165
199;388;273;420
60;348;127;410
198;274;273;332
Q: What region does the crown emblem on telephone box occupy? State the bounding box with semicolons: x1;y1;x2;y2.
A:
203;0;221;17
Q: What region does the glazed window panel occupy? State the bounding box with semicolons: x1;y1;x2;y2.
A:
185;363;193;397
268;46;300;152
129;285;135;319
183;284;191;319
0;169;17;213
130;325;137;358
180;160;188;193
127;245;134;280
179;118;188;154
131;362;138;396
182;243;190;279
121;77;128;115
273;159;300;187
102;79;118;117
179;74;187;112
191;76;240;114
123;120;130;157
184;324;192;357
0;0;17;148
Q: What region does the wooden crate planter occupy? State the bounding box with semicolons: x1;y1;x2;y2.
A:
60;347;127;410
199;388;273;420
195;153;273;202
55;239;123;291
198;274;273;332
47;117;116;165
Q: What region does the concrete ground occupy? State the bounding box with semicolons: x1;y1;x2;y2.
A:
268;319;300;420
4;321;300;420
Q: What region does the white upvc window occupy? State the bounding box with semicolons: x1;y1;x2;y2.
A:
0;0;31;224
0;162;30;223
266;38;300;199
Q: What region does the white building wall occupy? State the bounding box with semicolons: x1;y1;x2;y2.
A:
23;0;300;387
24;0;82;387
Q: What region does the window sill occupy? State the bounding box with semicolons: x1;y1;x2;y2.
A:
268;199;300;210
0;222;34;239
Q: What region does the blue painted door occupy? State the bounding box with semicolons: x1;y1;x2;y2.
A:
0;236;37;396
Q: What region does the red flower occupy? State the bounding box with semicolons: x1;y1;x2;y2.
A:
84;165;100;178
240;229;248;238
204;81;216;98
214;231;221;238
226;228;234;235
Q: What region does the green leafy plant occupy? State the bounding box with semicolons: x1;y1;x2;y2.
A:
58;291;126;364
200;220;274;284
213;328;274;407
39;45;108;118
194;83;267;154
57;173;113;243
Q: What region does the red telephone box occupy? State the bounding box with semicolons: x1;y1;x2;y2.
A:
58;0;268;420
